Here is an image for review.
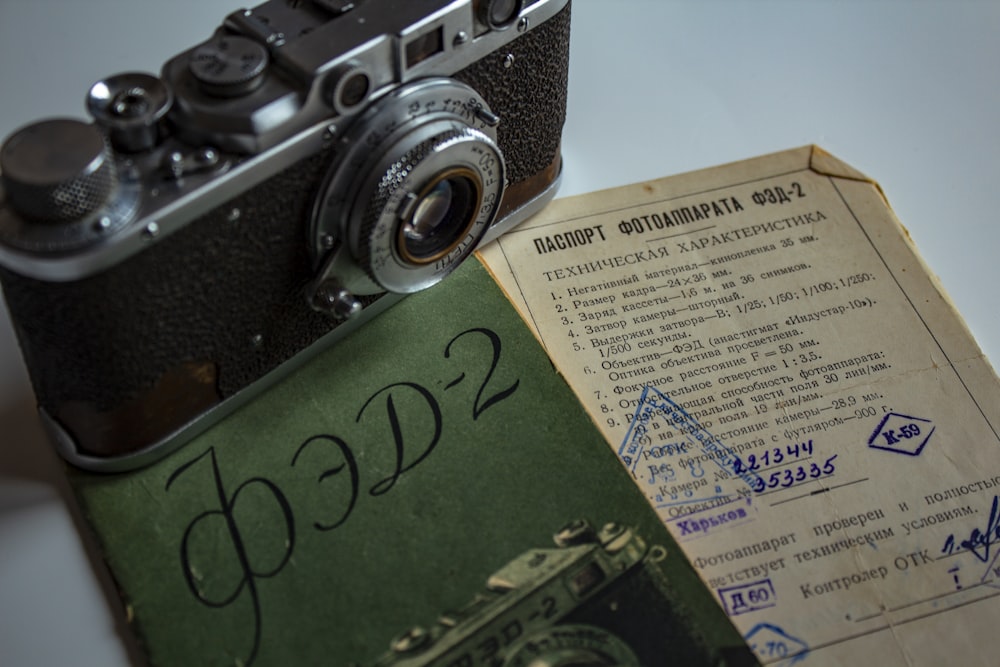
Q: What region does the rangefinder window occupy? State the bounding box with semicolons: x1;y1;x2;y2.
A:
337;72;370;109
475;0;525;33
405;26;444;68
569;561;607;597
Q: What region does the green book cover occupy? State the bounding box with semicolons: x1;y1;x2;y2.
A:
67;259;755;666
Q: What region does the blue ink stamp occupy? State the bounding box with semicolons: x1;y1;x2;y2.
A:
618;386;762;513
718;578;776;616
744;623;809;666
867;412;935;456
669;496;753;540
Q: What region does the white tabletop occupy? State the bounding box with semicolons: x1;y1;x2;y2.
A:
1;1;998;665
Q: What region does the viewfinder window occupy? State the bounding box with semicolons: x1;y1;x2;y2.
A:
405;27;444;68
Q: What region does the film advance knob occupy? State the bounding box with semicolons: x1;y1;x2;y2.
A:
0;118;116;223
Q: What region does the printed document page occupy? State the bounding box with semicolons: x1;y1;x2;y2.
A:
478;146;1000;666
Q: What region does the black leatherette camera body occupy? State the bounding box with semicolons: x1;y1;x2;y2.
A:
0;0;571;469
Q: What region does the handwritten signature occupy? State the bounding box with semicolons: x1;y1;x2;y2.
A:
942;495;1000;568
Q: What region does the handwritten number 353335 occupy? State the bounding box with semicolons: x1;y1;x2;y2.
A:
164;326;519;666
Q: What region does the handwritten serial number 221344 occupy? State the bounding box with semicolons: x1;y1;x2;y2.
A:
732;443;837;493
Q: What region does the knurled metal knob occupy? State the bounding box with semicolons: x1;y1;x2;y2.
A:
0;118;116;223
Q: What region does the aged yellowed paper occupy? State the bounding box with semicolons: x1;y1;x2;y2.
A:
479;146;1000;665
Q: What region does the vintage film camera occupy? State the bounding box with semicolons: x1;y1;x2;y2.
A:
0;0;571;470
371;519;756;666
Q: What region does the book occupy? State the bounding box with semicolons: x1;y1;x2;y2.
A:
67;257;753;666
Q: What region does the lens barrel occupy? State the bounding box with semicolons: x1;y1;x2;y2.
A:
310;78;506;296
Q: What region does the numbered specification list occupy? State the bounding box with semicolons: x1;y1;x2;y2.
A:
480;149;1000;666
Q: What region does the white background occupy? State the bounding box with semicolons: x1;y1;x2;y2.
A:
1;1;998;665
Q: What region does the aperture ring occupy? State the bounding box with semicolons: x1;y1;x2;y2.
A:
356;124;503;293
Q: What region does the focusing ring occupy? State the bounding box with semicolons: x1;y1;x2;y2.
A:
309;78;506;296
356;126;497;291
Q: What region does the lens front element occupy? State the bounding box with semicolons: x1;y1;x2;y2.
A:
357;123;502;292
400;167;482;265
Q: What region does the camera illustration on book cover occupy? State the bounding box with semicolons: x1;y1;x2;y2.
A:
0;0;570;471
369;519;758;667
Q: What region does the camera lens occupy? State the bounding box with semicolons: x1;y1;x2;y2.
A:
505;650;614;666
309;79;506;295
399;168;481;264
353;123;501;293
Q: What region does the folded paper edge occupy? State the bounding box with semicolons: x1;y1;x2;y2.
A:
806;144;892;207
